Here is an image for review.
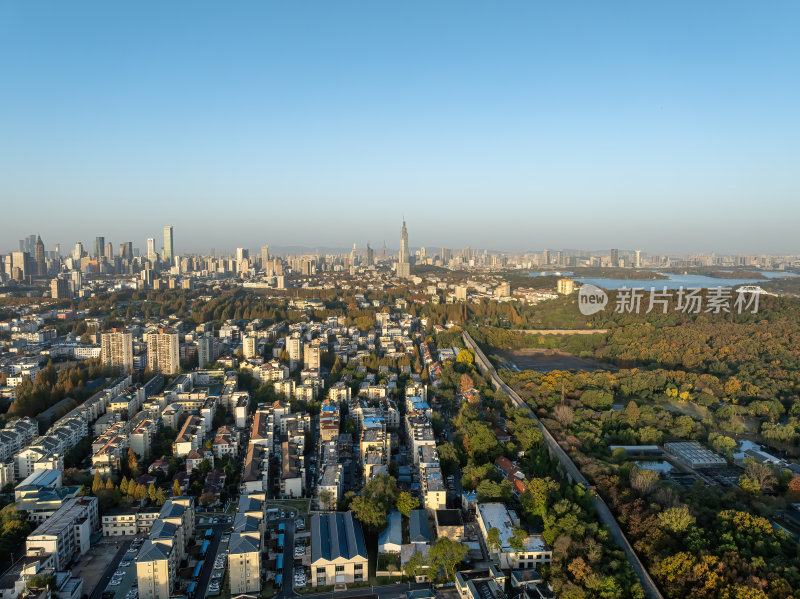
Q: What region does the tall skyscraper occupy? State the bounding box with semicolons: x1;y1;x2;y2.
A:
634;249;642;268
261;245;270;268
94;236;105;260
236;248;249;272
610;248;619;267
366;243;374;267
397;219;411;279
101;329;134;372
145;328;180;374
73;242;83;261
120;241;133;260
94;237;106;260
146;238;156;261
34;236;45;276
11;251;27;280
163;226;174;262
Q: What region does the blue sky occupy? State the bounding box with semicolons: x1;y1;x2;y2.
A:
1;1;798;255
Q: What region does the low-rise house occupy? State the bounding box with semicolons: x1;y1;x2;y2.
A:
173;415;203;457
409;510;432;545
378;510;402;554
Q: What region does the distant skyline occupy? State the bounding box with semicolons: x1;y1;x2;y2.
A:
2;1;799;254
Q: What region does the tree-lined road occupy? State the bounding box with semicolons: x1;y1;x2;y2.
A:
463;330;664;599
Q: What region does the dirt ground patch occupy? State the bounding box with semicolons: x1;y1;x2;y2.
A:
495;348;616;372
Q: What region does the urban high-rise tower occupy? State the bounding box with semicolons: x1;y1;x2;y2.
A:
163;226;174;262
397;219;410;279
35;235;46;276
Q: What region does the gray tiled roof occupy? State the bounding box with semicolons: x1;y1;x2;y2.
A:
136;539;172;562
409;510;431;543
311;512;367;563
228;533;260;555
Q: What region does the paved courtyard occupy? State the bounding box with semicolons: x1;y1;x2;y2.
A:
72;537;131;592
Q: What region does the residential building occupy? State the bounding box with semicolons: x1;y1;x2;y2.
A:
173;416;203;457
25;497;99;569
476;503;552;569
228;533;261;595
145;328;180;374
101;329;134;372
242;335;258;360
102;507;160;536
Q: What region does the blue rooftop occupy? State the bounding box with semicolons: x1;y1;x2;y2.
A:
378;510;402;550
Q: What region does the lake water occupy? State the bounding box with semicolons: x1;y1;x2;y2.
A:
572;272;796;290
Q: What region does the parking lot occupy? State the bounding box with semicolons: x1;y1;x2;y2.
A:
75;536;135;599
206;536;228;596
292;518;307;589
195;517;231;599
103;536;143;599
